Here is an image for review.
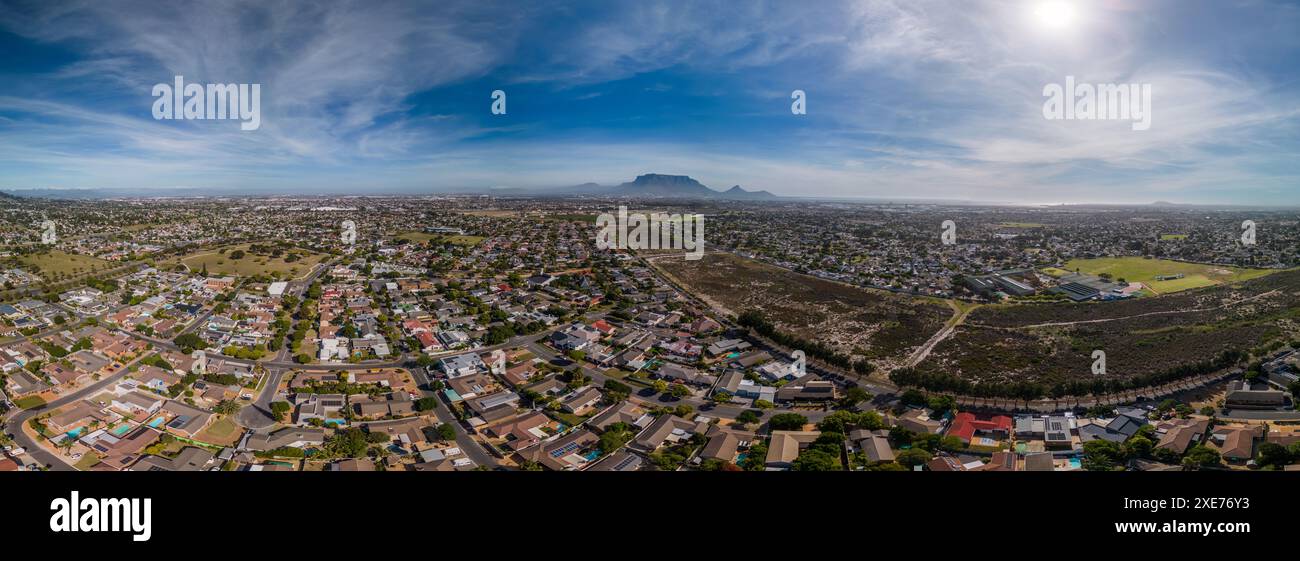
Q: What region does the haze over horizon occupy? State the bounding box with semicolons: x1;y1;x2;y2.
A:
1;0;1298;206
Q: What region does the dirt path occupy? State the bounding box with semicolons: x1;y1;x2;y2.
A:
903;299;978;368
1007;289;1280;329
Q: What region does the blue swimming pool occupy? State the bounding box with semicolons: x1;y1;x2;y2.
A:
111;424;132;436
65;427;84;439
148;416;166;428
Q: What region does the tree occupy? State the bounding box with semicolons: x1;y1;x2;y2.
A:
1082;439;1123;471
322;428;370;458
900;389;927;407
1122;435;1153;460
1255;442;1291;468
1182;444;1221;469
889;425;915;446
603;379;631;402
598;422;635;454
270;401;291;422
927;394;956;415
173;333;206;353
1151;446;1180;464
816;410;860;434
840;386;870;407
213;400;240;416
603;379;631;395
768;413;808;431
1288;441;1300;462
1086;405;1117;418
652;379;669;394
791;448;837;471
741;441;768;471
669;384;691;399
415;397;439;411
895;448;932;468
735;409;762;425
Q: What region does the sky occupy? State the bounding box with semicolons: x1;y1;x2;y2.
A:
0;0;1297;205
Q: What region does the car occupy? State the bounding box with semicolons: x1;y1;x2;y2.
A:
240;393;253;400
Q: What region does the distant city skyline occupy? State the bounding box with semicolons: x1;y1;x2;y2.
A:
1;0;1299;205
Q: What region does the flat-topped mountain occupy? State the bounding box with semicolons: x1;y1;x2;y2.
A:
548;173;777;199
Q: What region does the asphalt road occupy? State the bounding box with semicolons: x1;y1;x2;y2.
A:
4;353;147;471
234;367;288;430
409;365;498;468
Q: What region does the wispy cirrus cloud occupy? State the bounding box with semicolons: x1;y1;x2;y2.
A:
0;0;1297;204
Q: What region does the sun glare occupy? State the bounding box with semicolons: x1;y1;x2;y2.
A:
1033;0;1078;30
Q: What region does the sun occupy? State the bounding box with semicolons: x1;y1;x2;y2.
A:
1032;0;1078;30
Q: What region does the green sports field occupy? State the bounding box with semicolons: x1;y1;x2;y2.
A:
1056;257;1276;294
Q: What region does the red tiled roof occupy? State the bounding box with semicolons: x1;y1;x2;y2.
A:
947;411;1012;442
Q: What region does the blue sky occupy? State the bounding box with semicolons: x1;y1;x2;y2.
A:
0;0;1298;204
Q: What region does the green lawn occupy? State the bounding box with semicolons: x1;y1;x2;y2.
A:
73;454;101;471
548;411;586;427
13;395;47;409
1057;257;1276;294
193;417;243;447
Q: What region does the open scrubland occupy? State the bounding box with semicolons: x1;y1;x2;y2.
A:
905;268;1300;397
653;252;951;369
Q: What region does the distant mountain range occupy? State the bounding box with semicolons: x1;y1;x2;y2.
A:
0;174;778;200
536;173;777;199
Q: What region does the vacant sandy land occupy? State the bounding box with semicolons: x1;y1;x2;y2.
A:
653;252;950;366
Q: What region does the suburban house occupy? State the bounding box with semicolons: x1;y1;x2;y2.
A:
1154;418;1210;455
846;428;895;464
439;353;488;379
131;447;216;471
630;415;705;454
245;427;326;451
946;412;1013;445
699;426;754;464
764;430;821;470
1210;425;1265;464
560;386;603;415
